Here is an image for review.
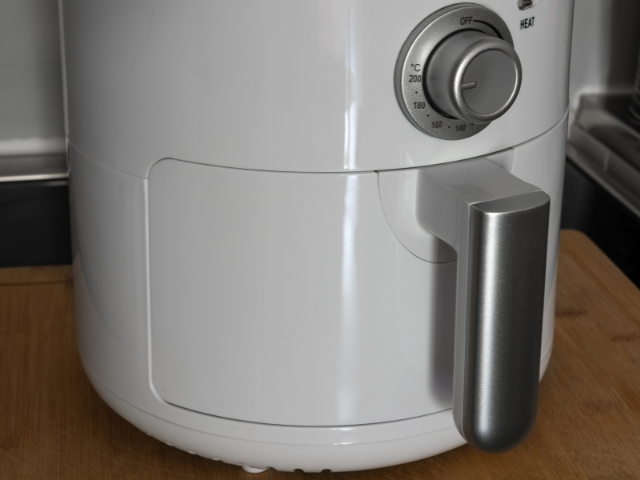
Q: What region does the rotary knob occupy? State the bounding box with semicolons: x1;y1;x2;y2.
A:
395;4;520;139
425;30;522;124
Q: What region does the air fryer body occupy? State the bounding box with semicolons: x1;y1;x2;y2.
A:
62;0;574;472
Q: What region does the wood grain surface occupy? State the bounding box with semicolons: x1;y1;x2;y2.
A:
1;230;640;479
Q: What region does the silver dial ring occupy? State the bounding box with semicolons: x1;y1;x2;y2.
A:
394;3;516;140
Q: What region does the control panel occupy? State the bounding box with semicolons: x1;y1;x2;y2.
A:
395;4;522;140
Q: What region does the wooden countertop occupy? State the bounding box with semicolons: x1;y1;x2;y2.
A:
1;230;640;479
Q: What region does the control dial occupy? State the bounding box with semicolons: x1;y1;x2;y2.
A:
395;4;520;140
426;30;522;124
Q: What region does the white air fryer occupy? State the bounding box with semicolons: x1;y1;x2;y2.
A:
60;0;574;472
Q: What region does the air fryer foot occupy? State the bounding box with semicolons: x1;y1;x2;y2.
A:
242;465;268;473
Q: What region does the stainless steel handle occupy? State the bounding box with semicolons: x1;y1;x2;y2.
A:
418;158;550;452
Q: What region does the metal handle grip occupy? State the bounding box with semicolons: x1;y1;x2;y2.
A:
418;158;550;452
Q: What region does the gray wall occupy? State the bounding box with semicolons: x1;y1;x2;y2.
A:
570;0;640;111
0;0;64;141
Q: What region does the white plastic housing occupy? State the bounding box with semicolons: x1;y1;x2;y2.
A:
60;0;573;176
69;116;567;471
62;0;574;472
